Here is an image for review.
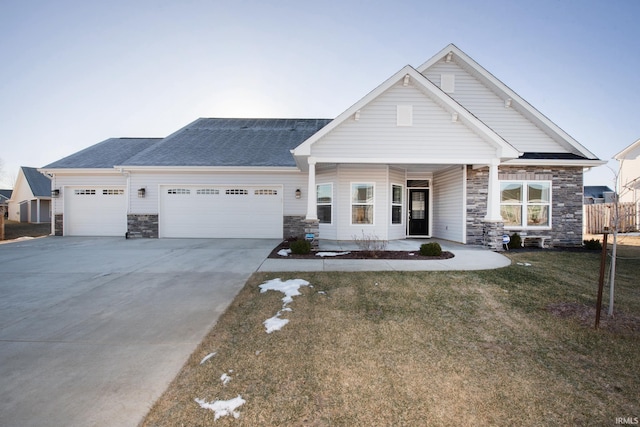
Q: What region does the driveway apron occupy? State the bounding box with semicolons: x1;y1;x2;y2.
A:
0;237;277;427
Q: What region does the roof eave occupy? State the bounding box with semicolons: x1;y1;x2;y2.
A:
502;159;606;167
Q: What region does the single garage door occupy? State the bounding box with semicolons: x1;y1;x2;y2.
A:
159;185;283;238
64;187;127;236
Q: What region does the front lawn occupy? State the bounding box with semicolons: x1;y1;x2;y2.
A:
141;240;639;426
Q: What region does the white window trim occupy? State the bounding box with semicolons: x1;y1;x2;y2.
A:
317;183;333;225
500;180;552;230
351;182;375;226
391;183;403;226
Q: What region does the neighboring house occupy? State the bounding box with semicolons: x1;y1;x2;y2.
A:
8;167;52;223
584;186;614;204
614;138;640;225
41;44;603;249
0;189;12;217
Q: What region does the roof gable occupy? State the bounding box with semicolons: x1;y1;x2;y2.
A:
615;138;640;160
21;167;51;197
417;44;599;160
292;65;520;164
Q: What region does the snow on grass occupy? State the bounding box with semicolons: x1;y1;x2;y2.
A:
259;278;310;305
199;352;216;365
259;278;310;333
221;371;232;386
277;248;292;256
194;395;245;420
315;251;351;257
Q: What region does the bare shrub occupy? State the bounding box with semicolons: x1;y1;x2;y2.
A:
352;230;388;257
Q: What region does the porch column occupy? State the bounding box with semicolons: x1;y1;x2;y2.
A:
305;158;318;220
484;160;502;221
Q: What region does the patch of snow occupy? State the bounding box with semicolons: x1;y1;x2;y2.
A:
264;313;289;333
517;262;532;267
318;291;326;295
259;278;310;333
315;251;351;257
195;395;245;420
200;352;216;365
277;248;292;257
221;372;231;386
259;278;310;305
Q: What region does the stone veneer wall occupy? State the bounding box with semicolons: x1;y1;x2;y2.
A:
54;214;63;236
283;215;319;249
127;214;159;238
499;166;584;247
466;166;490;246
466;165;584;248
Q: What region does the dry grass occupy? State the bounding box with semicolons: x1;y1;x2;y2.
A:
141;239;640;426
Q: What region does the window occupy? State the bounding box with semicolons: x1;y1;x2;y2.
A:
197;188;219;195
167;188;190;195
351;183;374;224
225;189;248;195
391;184;403;224
74;189;96;195
316;184;332;224
103;189;124;195
254;189;277;195
500;181;551;228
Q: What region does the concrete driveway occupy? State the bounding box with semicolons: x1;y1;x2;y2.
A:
0;237;278;427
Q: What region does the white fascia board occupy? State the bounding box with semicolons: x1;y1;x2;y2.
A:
293;64;520;160
502;159;606;167
38;168;123;176
614;138;640;160
417;44;599;160
116;165;301;173
310;156;499;165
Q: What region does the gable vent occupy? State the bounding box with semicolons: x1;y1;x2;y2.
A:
441;73;455;93
397;105;413;127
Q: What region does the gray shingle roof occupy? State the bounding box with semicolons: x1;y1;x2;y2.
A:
43;138;163;169
123;118;332;167
21;167;52;197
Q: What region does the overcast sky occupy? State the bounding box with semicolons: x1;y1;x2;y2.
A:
1;0;638;188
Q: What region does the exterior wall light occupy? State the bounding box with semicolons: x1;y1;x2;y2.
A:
52;189;60;198
295;189;302;199
138;188;146;198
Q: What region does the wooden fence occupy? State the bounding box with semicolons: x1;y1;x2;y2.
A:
584;202;637;234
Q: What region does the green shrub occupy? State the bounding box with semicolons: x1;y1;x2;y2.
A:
420;242;442;256
583;238;602;250
290;239;311;255
508;233;522;249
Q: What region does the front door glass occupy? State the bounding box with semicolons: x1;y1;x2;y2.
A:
409;189;429;235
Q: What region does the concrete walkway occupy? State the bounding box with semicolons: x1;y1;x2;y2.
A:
259;239;511;272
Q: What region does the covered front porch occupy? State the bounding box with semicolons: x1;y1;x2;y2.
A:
302;161;504;249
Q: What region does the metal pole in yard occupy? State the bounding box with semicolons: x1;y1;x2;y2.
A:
595;229;609;329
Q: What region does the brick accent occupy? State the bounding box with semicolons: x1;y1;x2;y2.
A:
127;214;159;238
283;215;308;239
466;165;584;248
466;166;490;246
54;214;63;236
498;166;584;247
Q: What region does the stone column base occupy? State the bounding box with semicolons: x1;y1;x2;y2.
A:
483;220;505;251
127;214;159;238
303;219;320;250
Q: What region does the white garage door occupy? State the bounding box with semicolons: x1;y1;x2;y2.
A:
64;187;127;236
159;185;283;238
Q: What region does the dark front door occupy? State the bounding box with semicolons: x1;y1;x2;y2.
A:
408;189;429;236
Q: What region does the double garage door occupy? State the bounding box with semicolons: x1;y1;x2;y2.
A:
159;185;283;238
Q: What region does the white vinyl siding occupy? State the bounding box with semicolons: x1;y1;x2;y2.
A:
128;171;307;216
309;82;498;162
432;166;466;243
423;60;568;153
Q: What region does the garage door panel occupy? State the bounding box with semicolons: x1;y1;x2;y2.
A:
159;185;283;238
65;187;126;236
